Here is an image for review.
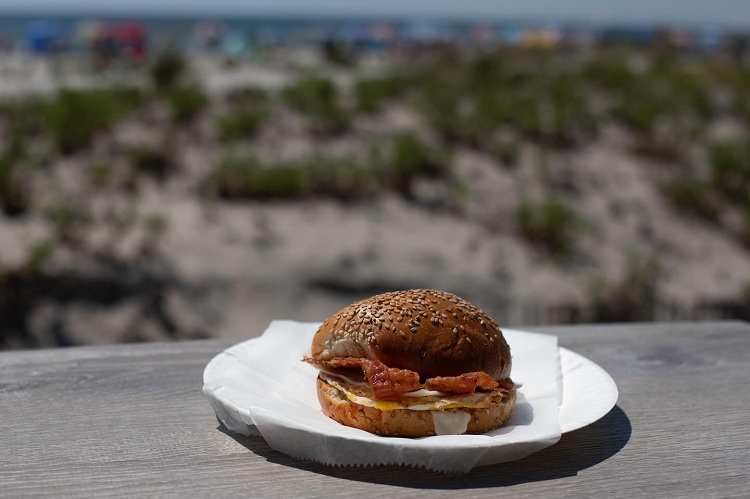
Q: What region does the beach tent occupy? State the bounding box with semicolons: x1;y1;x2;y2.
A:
117;22;147;62
26;19;66;54
221;31;248;56
192;21;226;51
368;22;397;46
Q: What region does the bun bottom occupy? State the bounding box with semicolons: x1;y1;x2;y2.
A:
317;376;516;437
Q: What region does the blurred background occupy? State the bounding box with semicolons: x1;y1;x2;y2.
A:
1;1;749;349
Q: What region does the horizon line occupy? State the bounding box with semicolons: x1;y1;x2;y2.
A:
0;8;747;31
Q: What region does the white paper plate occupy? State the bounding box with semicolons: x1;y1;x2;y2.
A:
558;347;619;433
203;324;617;471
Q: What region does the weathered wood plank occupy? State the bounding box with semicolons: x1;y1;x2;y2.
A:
1;322;748;498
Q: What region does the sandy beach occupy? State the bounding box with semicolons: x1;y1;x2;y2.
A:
1;46;749;348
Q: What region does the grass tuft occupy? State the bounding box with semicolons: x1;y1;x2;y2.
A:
517;199;582;262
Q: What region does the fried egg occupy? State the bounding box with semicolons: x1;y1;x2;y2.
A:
320;372;506;412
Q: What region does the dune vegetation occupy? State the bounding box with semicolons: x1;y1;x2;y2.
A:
1;46;750;348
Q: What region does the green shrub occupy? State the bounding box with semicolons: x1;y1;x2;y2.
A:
0;98;48;137
610;65;711;150
213;155;306;200
676;75;714;121
529;73;593;147
415;75;465;142
42;202;91;242
141;212;169;253
392;132;438;177
45;88;144;154
709;139;750;205
111;86;146;110
583;53;637;92
45;90;117;154
386;133;447;195
213;154;376;201
129;146;173;181
322;40;355;67
448;178;471;205
486;137;520;167
652;64;715;120
735;91;750;123
517;199;582;261
143;213;168;238
415;56;591;149
283;77;337;114
151;49;186;91
588;255;661;322
111;205;139;238
88;162;112;187
611;87;665;136
217;109;267;142
465;53;507;89
739;207;750;248
612;89;694;162
662;176;720;221
167;85;208;123
354;75;408;113
282;77;349;135
0;135;28;216
225;86;268;106
632;137;683;162
303;155;376;200
25;239;55;273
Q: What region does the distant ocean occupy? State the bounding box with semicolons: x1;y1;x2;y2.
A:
0;15;312;46
0;13;739;53
0;14;478;49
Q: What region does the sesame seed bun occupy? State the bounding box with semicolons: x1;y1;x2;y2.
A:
317;376;517;437
311;289;512;380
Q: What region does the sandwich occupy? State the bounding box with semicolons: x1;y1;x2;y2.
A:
303;289;515;437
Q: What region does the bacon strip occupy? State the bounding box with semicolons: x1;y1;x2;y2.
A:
304;356;420;400
425;371;499;394
360;359;421;400
303;356;512;400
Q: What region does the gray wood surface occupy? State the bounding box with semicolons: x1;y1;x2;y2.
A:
1;321;749;498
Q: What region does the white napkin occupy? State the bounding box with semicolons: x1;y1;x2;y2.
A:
203;321;562;473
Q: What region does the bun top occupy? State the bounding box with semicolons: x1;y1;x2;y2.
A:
311;289;511;380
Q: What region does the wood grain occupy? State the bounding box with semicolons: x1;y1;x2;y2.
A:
1;322;749;498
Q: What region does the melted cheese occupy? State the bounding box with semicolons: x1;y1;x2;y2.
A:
432;411;471;435
400;388;447;397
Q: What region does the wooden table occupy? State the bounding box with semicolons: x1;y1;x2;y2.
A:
1;321;748;498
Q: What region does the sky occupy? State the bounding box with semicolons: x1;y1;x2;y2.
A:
0;0;749;28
